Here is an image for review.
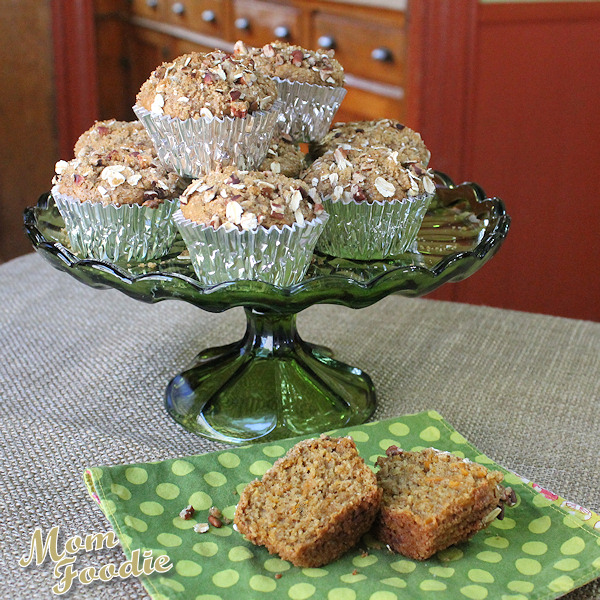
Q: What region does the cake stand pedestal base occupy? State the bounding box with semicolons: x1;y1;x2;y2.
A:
165;308;376;444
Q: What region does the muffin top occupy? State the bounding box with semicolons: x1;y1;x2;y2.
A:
312;119;431;166
258;132;306;178
74;119;156;158
302;146;436;204
136;50;278;120
233;40;344;87
180;167;324;231
53;148;187;207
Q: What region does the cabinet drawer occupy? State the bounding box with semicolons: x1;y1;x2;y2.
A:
129;28;176;93
336;87;404;124
163;0;225;37
311;11;405;86
230;0;302;47
130;0;166;21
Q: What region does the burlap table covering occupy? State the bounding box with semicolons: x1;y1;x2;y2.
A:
1;252;598;599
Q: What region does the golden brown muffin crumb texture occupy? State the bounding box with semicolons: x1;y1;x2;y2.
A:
136;50;278;120
52;149;187;207
311;119;431;167
302;146;435;204
234;435;382;567
258;133;306;178
74;119;155;159
375;447;506;561
180;167;323;230
233;40;344;87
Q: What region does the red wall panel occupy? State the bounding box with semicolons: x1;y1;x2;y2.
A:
412;2;600;320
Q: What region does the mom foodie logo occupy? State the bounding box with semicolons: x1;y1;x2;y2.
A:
19;526;172;594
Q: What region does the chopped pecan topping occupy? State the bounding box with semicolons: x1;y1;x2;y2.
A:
291;50;304;66
353;189;367;202
179;505;195;520
208;515;223;528
231;103;248;118
385;445;403;457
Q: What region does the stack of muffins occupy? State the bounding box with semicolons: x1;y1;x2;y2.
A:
51;42;437;283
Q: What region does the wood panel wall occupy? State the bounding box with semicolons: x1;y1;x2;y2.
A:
410;1;600;321
0;0;59;262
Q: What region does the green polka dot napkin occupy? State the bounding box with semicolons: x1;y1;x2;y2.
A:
84;410;600;600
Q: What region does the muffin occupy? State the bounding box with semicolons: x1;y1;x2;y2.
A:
173;167;327;286
302;146;435;259
233;40;346;142
310;119;431;167
375;447;511;561
133;50;281;177
51;147;187;263
234;435;382;567
74;119;156;158
257;132;306;178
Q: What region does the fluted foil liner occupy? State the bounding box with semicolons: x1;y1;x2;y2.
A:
273;78;347;143
174;210;328;287
52;187;179;264
316;193;433;260
133;102;282;178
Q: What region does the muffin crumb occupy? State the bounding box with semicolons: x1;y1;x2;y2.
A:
234;436;382;567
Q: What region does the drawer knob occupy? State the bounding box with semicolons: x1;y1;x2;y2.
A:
235;17;250;30
201;9;216;23
171;2;185;15
273;25;290;39
317;35;335;50
371;47;393;62
146;0;158;7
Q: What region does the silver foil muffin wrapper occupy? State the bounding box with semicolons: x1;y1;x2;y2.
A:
173;210;329;287
133;103;282;178
52;187;179;264
273;78;347;143
315;193;433;260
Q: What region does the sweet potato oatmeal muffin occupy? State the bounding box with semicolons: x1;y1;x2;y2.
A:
51;147;186;263
233;40;346;142
374;446;514;561
234;435;382;567
173;168;327;285
134;50;281;177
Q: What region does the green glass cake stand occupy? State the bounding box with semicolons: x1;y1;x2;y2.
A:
24;173;509;444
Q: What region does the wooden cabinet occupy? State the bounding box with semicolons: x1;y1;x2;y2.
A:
164;0;227;37
96;0;407;126
310;10;405;87
230;0;303;47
